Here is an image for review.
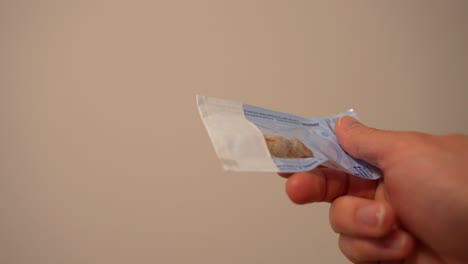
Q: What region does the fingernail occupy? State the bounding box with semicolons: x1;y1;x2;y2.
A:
356;204;384;227
338;116;360;130
383;232;406;249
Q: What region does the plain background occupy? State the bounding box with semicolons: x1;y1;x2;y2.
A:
1;1;467;263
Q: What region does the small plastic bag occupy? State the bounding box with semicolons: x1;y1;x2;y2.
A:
197;95;381;180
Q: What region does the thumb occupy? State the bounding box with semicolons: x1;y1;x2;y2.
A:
335;116;399;168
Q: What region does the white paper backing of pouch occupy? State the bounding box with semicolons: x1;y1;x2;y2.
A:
197;95;277;172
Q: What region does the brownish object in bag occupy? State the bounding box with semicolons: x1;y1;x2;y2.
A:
264;135;314;158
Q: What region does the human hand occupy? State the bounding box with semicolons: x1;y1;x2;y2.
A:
279;116;468;263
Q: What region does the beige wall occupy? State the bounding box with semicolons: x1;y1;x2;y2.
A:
1;1;467;263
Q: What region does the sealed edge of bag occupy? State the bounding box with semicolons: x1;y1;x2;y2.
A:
196;95;277;172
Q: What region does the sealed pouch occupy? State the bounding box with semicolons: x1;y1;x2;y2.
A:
197;95;381;180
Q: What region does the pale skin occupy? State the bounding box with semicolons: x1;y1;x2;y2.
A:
279;116;468;264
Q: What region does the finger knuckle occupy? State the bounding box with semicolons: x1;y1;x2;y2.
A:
338;236;367;263
329;197;348;233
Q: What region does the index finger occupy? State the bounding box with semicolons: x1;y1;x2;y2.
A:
283;168;378;204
